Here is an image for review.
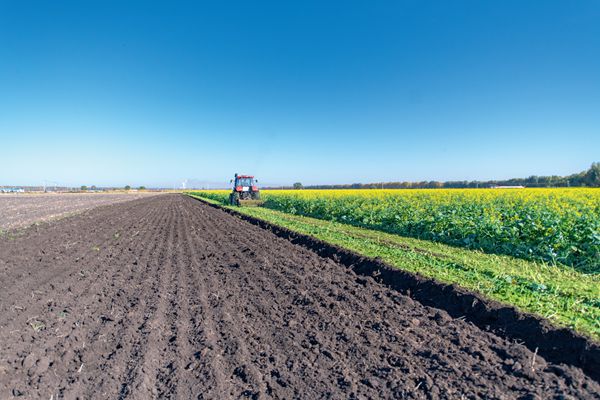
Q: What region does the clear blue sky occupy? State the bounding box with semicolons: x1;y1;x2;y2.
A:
1;1;598;187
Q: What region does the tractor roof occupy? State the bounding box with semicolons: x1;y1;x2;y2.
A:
237;175;254;179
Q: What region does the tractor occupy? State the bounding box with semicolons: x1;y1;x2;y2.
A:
229;173;262;206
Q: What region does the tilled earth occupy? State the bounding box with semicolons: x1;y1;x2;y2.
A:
0;192;158;231
0;194;598;399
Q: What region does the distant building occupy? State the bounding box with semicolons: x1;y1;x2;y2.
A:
0;187;25;193
490;185;525;189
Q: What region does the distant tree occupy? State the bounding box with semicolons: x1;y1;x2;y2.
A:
293;182;303;190
124;185;131;191
139;186;146;190
584;162;600;187
91;185;97;190
80;185;88;191
288;163;598;190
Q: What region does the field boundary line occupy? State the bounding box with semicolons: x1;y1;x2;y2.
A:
187;194;600;383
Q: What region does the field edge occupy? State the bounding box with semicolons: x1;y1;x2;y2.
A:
187;194;600;383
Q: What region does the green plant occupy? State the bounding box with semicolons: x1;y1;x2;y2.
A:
30;320;46;332
188;188;600;271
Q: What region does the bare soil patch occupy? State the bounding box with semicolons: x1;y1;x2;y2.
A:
0;192;159;231
0;194;597;399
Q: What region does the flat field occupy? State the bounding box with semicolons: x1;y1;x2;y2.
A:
0;192;158;231
0;194;598;398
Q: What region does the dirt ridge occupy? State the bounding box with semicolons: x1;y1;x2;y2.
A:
192;195;600;383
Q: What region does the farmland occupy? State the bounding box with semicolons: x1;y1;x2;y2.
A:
192;188;600;271
1;193;599;398
0;192;158;232
189;189;600;339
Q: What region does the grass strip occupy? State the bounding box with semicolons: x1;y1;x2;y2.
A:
188;194;600;340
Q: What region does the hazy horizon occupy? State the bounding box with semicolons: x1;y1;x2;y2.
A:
1;162;596;190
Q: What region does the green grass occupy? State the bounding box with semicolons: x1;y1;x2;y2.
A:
188;193;600;340
0;228;19;240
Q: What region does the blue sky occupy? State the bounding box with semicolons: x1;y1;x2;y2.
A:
1;1;599;187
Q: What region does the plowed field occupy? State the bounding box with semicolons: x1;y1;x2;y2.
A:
0;195;597;399
0;192;158;231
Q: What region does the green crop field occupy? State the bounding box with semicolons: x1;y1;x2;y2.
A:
191;188;600;272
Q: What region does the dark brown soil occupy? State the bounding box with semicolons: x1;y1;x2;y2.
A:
0;194;598;399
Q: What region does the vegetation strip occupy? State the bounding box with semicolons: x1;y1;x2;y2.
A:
188;193;599;340
191;188;600;270
188;194;600;382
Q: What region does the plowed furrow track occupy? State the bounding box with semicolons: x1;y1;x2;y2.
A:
0;194;598;399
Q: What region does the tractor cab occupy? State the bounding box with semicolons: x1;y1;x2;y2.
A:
229;173;261;206
233;175;258;192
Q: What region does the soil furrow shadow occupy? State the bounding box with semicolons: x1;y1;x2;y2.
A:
118;198;178;399
80;199;173;398
178;208;235;398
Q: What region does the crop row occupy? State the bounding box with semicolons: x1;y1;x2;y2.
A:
190;188;600;272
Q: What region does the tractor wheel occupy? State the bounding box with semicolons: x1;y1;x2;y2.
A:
251;191;261;200
230;192;240;206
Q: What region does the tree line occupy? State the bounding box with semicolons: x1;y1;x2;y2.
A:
285;163;600;190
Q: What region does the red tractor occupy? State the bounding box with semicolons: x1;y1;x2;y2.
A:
229;173;261;206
